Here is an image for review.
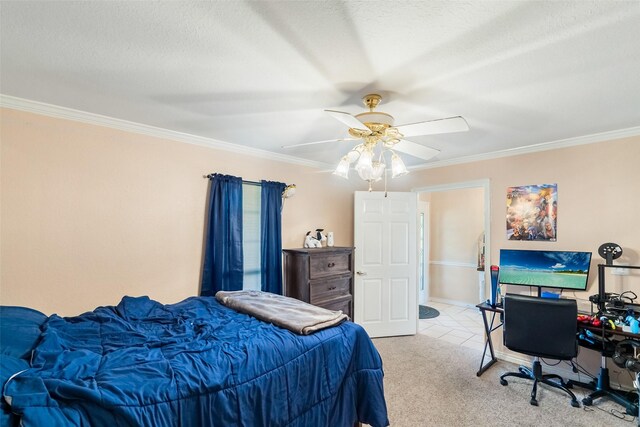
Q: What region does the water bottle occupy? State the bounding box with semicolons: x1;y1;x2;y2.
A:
327;232;334;247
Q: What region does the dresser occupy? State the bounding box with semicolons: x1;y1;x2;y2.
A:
282;247;354;318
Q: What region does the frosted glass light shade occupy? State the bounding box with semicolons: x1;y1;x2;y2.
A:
333;156;350;179
371;161;386;181
391;153;409;178
356;148;373;171
346;144;364;163
358;160;385;181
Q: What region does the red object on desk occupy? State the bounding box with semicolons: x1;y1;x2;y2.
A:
576;314;621;330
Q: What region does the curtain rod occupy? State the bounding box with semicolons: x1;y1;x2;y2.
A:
203;174;261;186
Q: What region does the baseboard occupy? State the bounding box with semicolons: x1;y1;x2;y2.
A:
427;297;476;309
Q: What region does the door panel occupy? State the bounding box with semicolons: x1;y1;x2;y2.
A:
362;278;383;322
363;223;383;265
389;278;409;320
390;222;409;264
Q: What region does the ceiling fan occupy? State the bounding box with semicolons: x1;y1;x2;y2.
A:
282;93;469;187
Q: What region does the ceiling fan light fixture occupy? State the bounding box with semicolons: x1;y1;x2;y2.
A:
391;152;409;178
319;93;467;190
333;156;350;179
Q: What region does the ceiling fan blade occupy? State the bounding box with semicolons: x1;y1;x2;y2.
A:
395;116;469;137
281;138;358;149
325;109;370;131
393;139;440;161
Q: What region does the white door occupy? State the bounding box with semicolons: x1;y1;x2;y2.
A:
354;191;417;338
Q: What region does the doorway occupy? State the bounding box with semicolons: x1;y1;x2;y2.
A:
414;179;490;308
418;201;429;305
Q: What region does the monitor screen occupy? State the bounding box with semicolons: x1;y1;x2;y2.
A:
499;249;592;291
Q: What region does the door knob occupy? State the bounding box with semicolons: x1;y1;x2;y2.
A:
356;271;367;276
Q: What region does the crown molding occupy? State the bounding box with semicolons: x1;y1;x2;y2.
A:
410;125;640;171
3;94;638;173
0;94;332;170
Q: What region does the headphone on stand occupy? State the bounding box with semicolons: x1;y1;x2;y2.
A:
598;242;623;265
613;340;640;372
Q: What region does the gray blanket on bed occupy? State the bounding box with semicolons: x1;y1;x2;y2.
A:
215;290;348;335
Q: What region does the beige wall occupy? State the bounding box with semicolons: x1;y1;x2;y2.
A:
391;137;640;309
393;137;640;379
0;108;355;315
428;187;484;304
2;105;640;328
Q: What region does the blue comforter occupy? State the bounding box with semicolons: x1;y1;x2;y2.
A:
4;296;388;427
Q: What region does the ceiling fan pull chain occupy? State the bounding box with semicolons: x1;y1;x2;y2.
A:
384;168;388;198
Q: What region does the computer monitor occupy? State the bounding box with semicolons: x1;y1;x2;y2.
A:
499;249;592;292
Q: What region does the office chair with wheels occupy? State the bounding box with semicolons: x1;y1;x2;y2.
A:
499;293;580;408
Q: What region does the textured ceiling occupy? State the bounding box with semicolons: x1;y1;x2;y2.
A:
1;1;639;168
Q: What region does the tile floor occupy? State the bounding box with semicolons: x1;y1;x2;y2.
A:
418;301;486;351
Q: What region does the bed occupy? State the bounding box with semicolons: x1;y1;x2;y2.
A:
0;296;388;427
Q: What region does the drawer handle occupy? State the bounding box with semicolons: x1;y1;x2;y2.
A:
328;286;337;290
328;262;336;268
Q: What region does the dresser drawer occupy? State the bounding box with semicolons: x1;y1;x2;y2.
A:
310;275;351;304
319;295;352;319
309;253;351;278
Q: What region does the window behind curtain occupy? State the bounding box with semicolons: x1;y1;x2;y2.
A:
242;184;262;290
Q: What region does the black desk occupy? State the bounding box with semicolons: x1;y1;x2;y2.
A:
475;300;640;415
573;322;640;415
476;301;503;376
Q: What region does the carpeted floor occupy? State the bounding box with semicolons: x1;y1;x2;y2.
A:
418;305;440;319
373;333;633;426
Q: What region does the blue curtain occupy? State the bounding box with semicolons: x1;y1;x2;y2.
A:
200;174;244;296
260;180;286;294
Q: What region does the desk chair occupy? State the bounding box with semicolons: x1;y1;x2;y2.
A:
499;294;580;408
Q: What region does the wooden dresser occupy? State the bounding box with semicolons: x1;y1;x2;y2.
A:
282;247;354;318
